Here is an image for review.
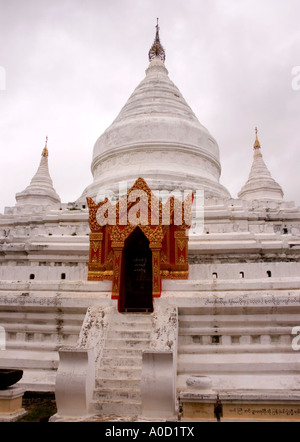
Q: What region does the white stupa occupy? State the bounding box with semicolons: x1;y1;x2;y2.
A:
15;137;61;207
80;23;230;203
238;128;284;201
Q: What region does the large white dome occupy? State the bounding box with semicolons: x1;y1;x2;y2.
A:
80;56;230;202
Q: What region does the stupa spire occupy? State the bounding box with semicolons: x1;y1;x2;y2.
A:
148;18;166;63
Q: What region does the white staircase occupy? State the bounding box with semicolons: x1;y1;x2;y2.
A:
91;312;152;417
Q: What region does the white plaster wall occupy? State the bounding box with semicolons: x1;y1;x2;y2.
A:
1;261;298;282
0;262;88;281
189;262;300;280
0;256;299;283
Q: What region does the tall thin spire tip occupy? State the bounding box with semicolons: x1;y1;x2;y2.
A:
254;127;261;149
42;135;49;157
148;18;166;63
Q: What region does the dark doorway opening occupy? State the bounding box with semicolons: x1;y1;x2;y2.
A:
119;228;153;313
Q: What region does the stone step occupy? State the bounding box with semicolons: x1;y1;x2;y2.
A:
178;344;296;354
91;399;141;416
107;329;151;340
0;349;59;370
102;347;143;358
18;368;56;392
5;341;63;351
178;353;300;374
0;311;84;325
109;322;152;331
105;338;150;349
111;313;153;324
96;377;141;390
178;313;300;327
101;356;142;368
5;334;79;348
97;366;142;380
94;388;141;402
178;326;295;336
2;323;81;334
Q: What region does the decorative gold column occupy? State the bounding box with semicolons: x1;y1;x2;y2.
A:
87;232;103;280
172;229;189;278
150;242;162;298
111;242;124;299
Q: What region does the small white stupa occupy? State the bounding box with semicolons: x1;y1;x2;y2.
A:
15;137;61;207
238;128;284;201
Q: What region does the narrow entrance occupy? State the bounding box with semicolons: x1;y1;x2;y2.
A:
119;228;153;313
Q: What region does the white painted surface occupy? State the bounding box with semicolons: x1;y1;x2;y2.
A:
80;57;230;202
55;348;95;417
15;151;61;207
239;144;283;201
141;351;176;419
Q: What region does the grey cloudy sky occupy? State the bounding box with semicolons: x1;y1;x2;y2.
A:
0;0;299;213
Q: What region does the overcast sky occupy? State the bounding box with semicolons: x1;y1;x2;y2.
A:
0;0;299;213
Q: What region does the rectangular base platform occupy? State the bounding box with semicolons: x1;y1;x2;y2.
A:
0;386;27;422
179;390;300;422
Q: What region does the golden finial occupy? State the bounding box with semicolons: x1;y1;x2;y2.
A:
42;135;49;157
148;18;166;63
254;127;261;149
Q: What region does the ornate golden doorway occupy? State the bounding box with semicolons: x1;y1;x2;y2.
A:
87;177;192;312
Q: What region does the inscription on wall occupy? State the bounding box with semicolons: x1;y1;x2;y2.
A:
226;405;300;421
